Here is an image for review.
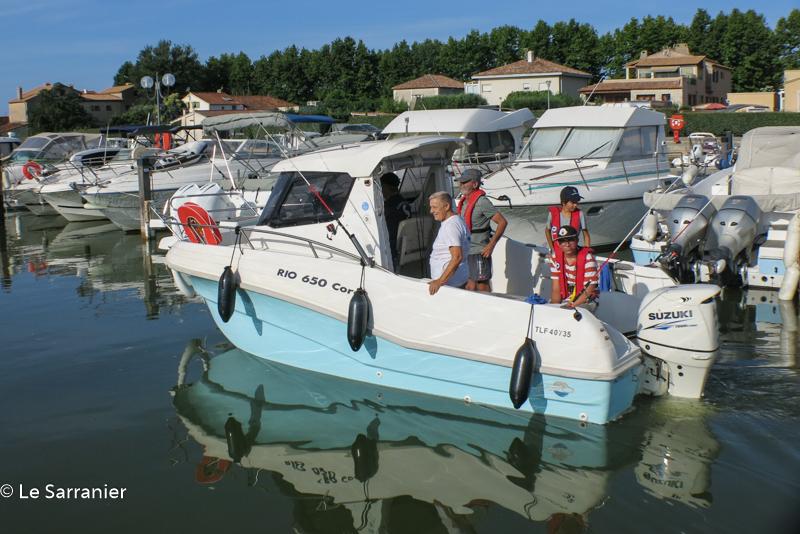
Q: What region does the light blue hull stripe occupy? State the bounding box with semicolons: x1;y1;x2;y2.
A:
191;277;640;425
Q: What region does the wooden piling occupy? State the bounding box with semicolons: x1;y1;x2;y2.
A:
137;155;154;241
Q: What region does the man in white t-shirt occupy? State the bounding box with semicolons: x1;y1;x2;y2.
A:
428;191;469;295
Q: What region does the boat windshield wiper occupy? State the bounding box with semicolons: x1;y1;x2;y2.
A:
576;139;613;161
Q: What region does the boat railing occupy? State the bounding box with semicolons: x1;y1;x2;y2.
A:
165;189;262;219
160;210;373;267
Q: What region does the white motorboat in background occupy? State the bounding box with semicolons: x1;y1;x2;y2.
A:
382;108;535;175
631;126;800;296
480;104;674;248
165;135;720;425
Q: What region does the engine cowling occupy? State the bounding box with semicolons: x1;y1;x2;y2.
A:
636;284;720;399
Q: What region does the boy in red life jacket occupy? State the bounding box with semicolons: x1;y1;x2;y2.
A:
549;225;598;309
455;168;508;292
545;186;591;255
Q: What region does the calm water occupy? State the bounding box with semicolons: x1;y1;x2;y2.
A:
0;212;798;534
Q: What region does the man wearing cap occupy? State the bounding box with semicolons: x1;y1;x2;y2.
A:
545;186;591;254
550;225;598;308
455;168;508;292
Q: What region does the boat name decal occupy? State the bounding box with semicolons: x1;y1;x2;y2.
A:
647;310;693;320
534;325;572;338
284;461;356;484
276;269;355;294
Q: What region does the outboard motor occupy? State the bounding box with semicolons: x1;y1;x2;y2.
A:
659;195;716;281
636;284;720;399
702;196;762;285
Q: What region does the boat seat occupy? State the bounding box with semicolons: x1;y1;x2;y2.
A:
396;216;435;268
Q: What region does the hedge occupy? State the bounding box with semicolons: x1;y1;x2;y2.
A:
679;112;800;136
502;91;582;111
414;94;488;110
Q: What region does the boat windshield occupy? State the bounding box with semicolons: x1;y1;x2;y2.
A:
519;127;620;160
235;139;284;158
257;171;355;228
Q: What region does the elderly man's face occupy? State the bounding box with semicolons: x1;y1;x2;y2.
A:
459;179;477;195
429;198;450;222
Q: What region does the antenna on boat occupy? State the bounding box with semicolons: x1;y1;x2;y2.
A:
583;75;606;106
258;125;374;267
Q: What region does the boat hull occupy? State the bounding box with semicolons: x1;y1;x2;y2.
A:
41;189;106;222
188;275;641;425
80;189;177;231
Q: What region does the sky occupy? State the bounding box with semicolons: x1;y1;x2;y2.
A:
3;0;796;116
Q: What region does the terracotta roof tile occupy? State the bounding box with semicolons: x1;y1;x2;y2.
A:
474;58;590;77
186;91;243;105
0;121;26;134
579;78;683;93
98;84;135;94
627;55;706;67
9;83;54;103
392;74;464;90
237;95;297;110
81;93;123;101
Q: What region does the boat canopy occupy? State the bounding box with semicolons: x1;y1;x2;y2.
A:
734;126;800;172
534;104;666;129
202;112;293;133
202;112;336;134
270;135;467;177
382;108;535;134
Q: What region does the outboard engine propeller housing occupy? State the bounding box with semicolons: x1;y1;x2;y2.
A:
636;284;720;399
703;196;762;283
660;195;716;281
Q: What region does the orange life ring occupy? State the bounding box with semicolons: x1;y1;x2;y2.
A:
177;202;222;245
194;456;231;484
22;161;43;180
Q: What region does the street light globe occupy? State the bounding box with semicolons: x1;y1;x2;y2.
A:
161;73;176;87
140;76;154;89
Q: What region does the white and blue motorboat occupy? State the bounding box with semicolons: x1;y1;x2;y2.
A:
165;136;720;425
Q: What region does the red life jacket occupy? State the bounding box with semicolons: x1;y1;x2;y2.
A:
457;189;486;231
548;206;582;242
553;246;593;301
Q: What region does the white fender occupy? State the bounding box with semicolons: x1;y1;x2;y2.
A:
779;213;800;301
641;211;659;243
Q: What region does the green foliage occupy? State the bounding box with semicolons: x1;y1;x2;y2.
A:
28;83;93;132
776;9;800;69
682;112;800;136
113;40;204;97
502;91;582;110
414;94;487;110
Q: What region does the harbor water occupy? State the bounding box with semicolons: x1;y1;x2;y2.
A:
0;212;798;533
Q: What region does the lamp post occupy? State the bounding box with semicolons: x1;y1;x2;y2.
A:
545;80;551;110
140;73;175;125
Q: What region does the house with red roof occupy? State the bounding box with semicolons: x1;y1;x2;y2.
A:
579;44;731;107
178;90;298;129
391;75;464;106
467;52;592;107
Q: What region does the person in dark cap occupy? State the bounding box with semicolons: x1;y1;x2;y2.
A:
549;225;598;308
381;172;412;267
455;168;508;291
545;186;591;255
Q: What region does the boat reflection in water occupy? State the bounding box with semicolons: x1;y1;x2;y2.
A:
1;212;187;317
171;342;721;531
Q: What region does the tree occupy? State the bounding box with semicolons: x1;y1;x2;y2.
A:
28;83;93;132
113;40;205;98
720;9;781;90
776;9;800;69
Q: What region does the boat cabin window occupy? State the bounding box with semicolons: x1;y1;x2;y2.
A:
519;127;617;160
235;139;283;157
257;171;355;228
455;131;516;162
612;126;660;160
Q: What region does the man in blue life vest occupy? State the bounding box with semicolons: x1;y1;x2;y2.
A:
550;225;599;309
455;168;508;292
545;186;591;255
